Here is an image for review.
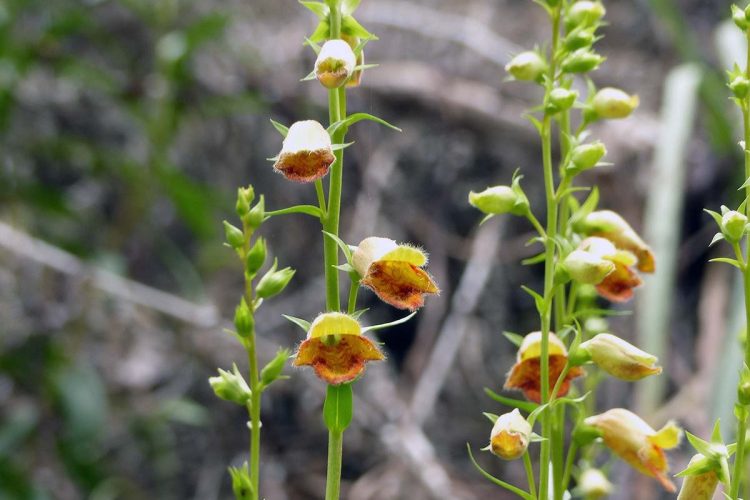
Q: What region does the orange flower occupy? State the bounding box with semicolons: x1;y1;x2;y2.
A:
293;312;384;385
504;332;585;403
581;210;655;273
576;237;642;302
585;409;682;492
489;409;532;460
273;120;335;182
352;237;439;311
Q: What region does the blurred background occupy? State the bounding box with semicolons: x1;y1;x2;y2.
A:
0;0;747;498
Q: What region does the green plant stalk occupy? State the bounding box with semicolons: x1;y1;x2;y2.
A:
241;223;262;500
538;6;562;499
323;3;347;499
523;451;537;500
731;29;750;500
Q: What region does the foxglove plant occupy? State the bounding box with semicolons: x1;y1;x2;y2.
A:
678;4;750;499
212;1;439;499
467;1;680;497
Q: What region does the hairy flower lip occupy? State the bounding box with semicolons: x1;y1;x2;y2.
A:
489;409;532;460
273;120;335;182
315;39;356;89
292;312;385;385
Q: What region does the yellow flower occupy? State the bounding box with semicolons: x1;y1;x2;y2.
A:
352;237;439;311
293;312;384;385
580;333;662;381
584;409;682;492
489;409;532;460
581;210;655;273
504;332;585;403
273;120;335;182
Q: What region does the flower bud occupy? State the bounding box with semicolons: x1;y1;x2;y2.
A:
564;28;596;51
209;364;252;405
730;75;750;99
565;1;606;28
224;221;245;250
245;237;267;276
234;299;254;337
721;210;747;242
342;34;364;88
315;39;356;89
561;49;604;74
677;455;719;500
548;88;578;113
569;141;606;173
580;333;662;381
734;5;749;31
593;87;639;119
256;260;295;299
236;186;254;218
505;51;547;81
563;249;615;285
489;409;532;460
578;468;613;499
246;196;265;230
260;349;290;388
469;186;519;215
229;465;253;499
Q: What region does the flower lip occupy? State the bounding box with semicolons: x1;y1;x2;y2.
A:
315;39;357;89
352;237;439;311
293;312;385;385
489;409;532;460
273;120;335;182
504;331;585;403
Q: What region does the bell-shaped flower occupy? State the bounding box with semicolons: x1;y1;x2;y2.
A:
579;210;655;273
579;333;662;381
593;87;640;119
488;409;532;460
584;409;682;492
315;39;356;89
677;455;719;500
273;120;335;182
293;312;384;385
574;237;642;302
352;237;439;311
504;331;585;403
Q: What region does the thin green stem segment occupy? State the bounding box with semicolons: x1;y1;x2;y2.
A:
325;429;344;500
538;6;562;500
523;451;537;500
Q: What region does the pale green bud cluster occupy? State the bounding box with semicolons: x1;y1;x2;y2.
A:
209;364;252;406
505;51;547;82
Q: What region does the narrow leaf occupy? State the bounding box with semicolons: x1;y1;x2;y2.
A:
282;315;311;332
328;112;401;136
709;257;743;269
265;204;323;219
362;311;417;333
484;388;538;413
322;230;354;263
467;445;534;500
502;331;525;347
269;119;289;137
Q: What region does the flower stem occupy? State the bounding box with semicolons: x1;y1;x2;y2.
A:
325;429;344;500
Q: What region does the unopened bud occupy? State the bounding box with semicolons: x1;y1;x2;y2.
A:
580;333;662;381
563;249;614;285
469;186;519;215
229;465;253;500
256;260;295;299
730;75;750;99
593;87;639;119
234;299;254;337
246;237;267;276
734;5;749;30
224;221;245;249
260;349;290;388
209;364;252;405
236;186;254;218
569;141;607;173
246;196;265;230
489;409;532;460
564;28;596;51
548;88;578;113
561;49;604;74
677;455;719;500
579;468;613;499
721;210;747;242
315;39;356;89
505;51;547;82
565;1;606;29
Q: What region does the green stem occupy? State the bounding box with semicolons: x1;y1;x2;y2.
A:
316;179;328;217
561;441;578;493
347;277;359;314
523;451;537;500
325;429;344;500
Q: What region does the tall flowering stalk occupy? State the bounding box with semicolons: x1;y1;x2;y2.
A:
678;4;750;499
212;1;439;498
468;1;679;498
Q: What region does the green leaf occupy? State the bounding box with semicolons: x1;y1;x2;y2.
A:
483;412;499;424
269;119;289;137
331;141;355;151
484;388;538;413
341;0;361;16
322;230;354;263
521;251;546;266
709;257;743;269
264;204;323;219
479;214;496;226
521;285;546;316
570;186;599;228
740;176;750;190
502;331;525;347
323;383;353;432
334;263;355;273
466;445;534;500
351;308;369;320
709;233;725;247
282;315;311;332
685;431;714;457
704;208;724;227
362;311;417;333
300;69;317;81
342;15;377;40
309;20;330;42
327;112;401;136
299;1;329;19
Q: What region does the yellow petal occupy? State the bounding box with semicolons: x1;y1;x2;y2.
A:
648;421;682;450
308;312;362;339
